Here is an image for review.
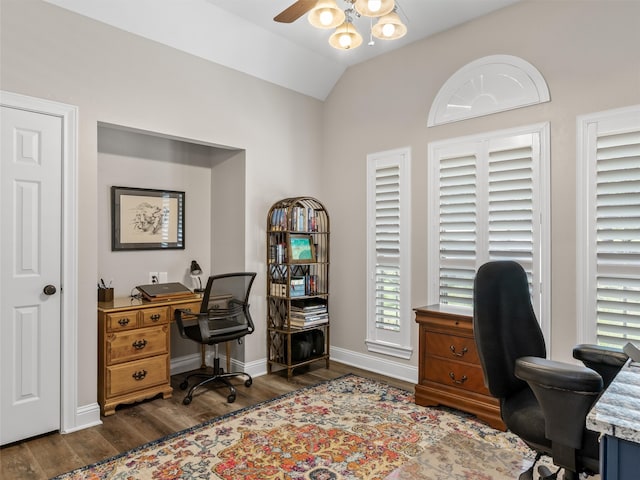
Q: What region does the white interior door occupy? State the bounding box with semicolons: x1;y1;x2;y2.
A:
1;105;62;445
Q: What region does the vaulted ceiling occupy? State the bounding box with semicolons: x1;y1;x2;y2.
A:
44;0;520;100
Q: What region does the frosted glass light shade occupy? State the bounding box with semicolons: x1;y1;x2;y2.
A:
372;11;407;40
354;0;395;17
329;21;363;50
308;0;345;29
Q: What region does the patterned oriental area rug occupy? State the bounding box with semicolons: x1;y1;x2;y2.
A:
54;374;538;480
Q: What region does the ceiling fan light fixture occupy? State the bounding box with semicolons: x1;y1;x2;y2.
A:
372;11;407;40
354;0;395;18
308;0;345;29
329;20;363;50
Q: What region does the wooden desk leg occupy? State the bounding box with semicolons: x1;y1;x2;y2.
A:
226;342;231;372
200;344;207;369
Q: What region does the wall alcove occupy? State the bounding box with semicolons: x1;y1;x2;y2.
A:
96;123;246;369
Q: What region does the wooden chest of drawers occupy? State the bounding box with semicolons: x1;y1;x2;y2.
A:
97;296;202;416
414;304;506;431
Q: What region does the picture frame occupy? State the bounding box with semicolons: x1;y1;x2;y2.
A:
288;234;316;263
111;186;185;251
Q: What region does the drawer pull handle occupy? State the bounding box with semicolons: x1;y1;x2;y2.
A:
449;345;468;357
150;314;161;321
132;370;147;381
118;318;130;326
449;372;468;385
132;339;148;350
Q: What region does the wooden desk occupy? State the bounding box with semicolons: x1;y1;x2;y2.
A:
414;304;505;431
97;295;208;416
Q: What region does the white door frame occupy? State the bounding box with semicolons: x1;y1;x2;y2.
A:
0;91;81;433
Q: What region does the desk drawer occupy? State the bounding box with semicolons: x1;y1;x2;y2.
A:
105;311;138;332
424;356;489;395
106;355;168;397
140;306;169;326
173;301;202;317
106;326;169;365
426;332;480;364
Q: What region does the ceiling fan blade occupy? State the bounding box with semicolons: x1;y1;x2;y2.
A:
274;0;318;23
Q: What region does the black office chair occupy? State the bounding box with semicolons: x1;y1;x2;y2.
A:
473;261;627;480
174;272;256;404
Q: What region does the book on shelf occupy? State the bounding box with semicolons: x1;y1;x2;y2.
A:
290;206;319;232
291;297;327;310
289;276;306;297
269;205;320;232
270;282;287;297
289;316;329;328
268;241;286;264
289;298;328;327
290;314;328;324
270;207;288;231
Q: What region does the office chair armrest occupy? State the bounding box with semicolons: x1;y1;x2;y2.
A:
174;308;200;339
573;344;628;388
515;356;602;450
515;356;603;392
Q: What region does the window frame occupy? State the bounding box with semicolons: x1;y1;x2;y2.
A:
365;147;412;359
427;123;550;342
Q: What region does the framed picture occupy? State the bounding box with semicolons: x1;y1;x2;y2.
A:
288;234;315;263
111;186;185;251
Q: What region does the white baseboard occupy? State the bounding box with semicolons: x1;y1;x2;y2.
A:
61;402;102;434
170;352;268;378
170;346;417;387
170;352;202;375
330;346;418;384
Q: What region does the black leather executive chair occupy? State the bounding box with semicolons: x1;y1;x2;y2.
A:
473;261;627;480
174;272;256;404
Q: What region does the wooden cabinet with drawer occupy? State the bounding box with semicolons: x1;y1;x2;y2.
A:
97;295;201;416
414;304;506;431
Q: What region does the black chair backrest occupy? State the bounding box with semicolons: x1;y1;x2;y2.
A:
473;261;546;398
200;272;256;332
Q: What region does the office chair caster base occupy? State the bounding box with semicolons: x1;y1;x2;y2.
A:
179;380;189;390
244;377;252;387
227;393;236;403
519;467;533;480
538;466;561;480
182;396;192;405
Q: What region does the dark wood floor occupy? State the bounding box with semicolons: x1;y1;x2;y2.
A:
0;362;414;480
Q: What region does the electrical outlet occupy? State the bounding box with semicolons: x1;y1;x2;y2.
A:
149;272;158;284
159;272;168;283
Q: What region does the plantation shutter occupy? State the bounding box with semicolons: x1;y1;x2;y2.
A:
594;128;640;348
375;163;401;331
438;153;478;307
488;135;536;289
432;127;545;317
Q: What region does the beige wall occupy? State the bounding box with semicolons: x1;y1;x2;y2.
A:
2;0;639;418
1;0;323;408
322;0;640;365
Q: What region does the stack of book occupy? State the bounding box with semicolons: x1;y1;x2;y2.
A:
290;299;328;328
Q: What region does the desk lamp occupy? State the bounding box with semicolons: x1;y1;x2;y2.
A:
190;260;204;293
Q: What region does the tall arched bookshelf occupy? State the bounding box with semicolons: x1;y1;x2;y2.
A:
266;197;330;378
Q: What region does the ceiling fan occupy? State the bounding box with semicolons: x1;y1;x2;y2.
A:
274;1;406;50
274;0;320;23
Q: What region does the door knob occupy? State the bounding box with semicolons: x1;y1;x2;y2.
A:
43;285;57;295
